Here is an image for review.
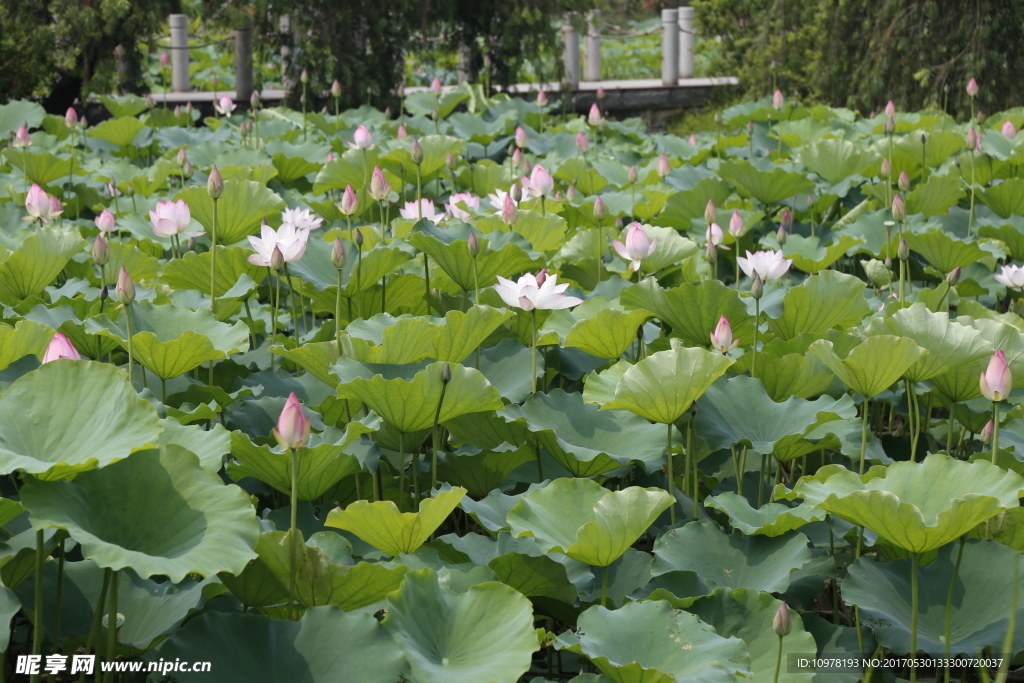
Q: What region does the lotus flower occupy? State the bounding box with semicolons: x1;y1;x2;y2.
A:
773;602;791;637
49;195;62;218
737;249;792;281
65;108;78;128
729;210;745;237
884;100;895;117
13;124;31;148
521;164;554;198
247;222;309;267
274;392;311;450
116;266;135;305
612;222;658;272
656;153;671;177
149;199;201;238
397;124;410;141
705;223;729;249
1002;121;1018;138
493;271;583;311
981;420;995;444
710;315;739;353
331;79;342;98
705;199;717;224
576;132;589;154
587;103;604;127
995;264;1024;291
980;351;1011;402
214;95;236;116
368;166;391;201
772;89;784;110
42;333;81;363
536;90;549;107
445;192;480;222
350;124;373;149
515;126;529;149
486;188;518;211
400;198;443;223
23;184;56;222
431;77;442;96
967;78;979;96
337;185;359;215
281;207;324;231
500;195;519;225
688;133;697;146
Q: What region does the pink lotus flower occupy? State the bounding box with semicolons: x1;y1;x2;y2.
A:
23;184;56;222
160;51;170;68
281;207;324;231
967;78;979;97
981;419;995;444
980;351;1012;402
247;222;309;267
994;264;1024;291
445;192;480;222
214;95;236;116
710;315;739;353
400;198;443;223
274;392;311;449
884;100;895;117
42;333;81;363
656;153;671;177
396;124;410;141
94;208;117;234
149;199;200;238
576;132;589;154
501;195;519;225
368;166;391;201
515;126;529;149
587;103;604;127
116;266;135;305
729;210;745;237
738;249;792;281
494;271;583;311
431;77;442;96
49;195;62;217
706;223;726;248
1002;121;1017;138
688;133;697;146
331;79;342;98
772;89;785;110
350;124;373;150
326;152;336;162
536;91;549;107
521;164;554;198
337;185;359;215
65;108;78;128
612;222;658;272
13;124;31;148
106;182;120;199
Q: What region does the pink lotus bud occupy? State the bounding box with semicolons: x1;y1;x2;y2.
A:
576;132;589;154
431;77;442;96
501;194;519;225
980;351;1012;402
79;115;87;129
92;235;109;266
884;116;895;134
467;231;480;256
594;196;606;221
688;133;697;145
706;240;718;264
326;151;336;162
729;211;744;237
116;266;135;305
207;165;223;199
525;164;554;198
656;153;671;177
536;90;549;107
411;138;424;164
42;333;81;364
535;268;548;287
776;224;787;246
177;147;188;165
891;194;906;222
511;148;523;169
354;229;364;247
369;166;390;201
981;419;995;444
898;170;910;192
300;69;309;84
1002;121;1018;138
510;182;522;203
24;183;51;221
338;184;359;215
183;162;193;178
145;94;155;108
898;237;909;261
588;103;603;127
947;266;962;286
185;102;193;114
566;185;578;199
628;165;638;184
446;151;457;171
704;199;717;224
331;238;347;269
710;315;739;353
780;208;792;228
174;105;181;117
515;126;529;149
274;392;311;450
597;87;606;99
65;108;78;128
751;272;764;299
160;51;170;68
967;78;979;97
612;222;658;272
13;124;31;148
880;157;891;177
773;602;791;637
884;100;895;117
966;128;978;150
772;89;784;110
352;124;373;150
397;124;409;141
49;195;62;217
331;79;342;98
746;121;754;134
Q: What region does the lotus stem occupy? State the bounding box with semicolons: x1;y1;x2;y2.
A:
907;380;920;462
600;566;609;608
271;268;280;370
827;515;840;624
336;268;344;345
356;245;363;320
992;401;1000;464
103;570;119;683
288;447;298;620
772;634;783;683
752;298;760;379
910;552;919;683
994;552;1019;683
29;530;44;683
597;226;604;282
687;423;697;518
431;380;448;492
210;198;218;311
968;152;976;238
947;410;957;453
758;453;767;508
666;422;676;525
737;446;747;497
283;263;300;341
125;304;134;388
243;296;257;351
471;255;480;306
943;537;965;683
398;431;407;512
540;195;546;217
858;394;869;475
53;538;65;651
530;310;538;395
81;568;111;682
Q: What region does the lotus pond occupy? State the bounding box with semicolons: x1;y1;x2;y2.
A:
0;89;1023;682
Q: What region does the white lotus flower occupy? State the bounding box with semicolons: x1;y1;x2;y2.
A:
247;222;309;267
737;249;792;281
399;198;444;224
281;207;323;231
995;264;1024;291
493;271;583;311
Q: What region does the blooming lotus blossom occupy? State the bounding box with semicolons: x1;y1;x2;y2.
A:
42;333;80;363
487;188;518;211
737;249;792;281
214;95;236;116
400;198;443;223
247;222;309;267
281;207;324;231
445;192;480;222
521;164;554;198
149;199;201;238
1002;121;1018;138
587;103;604;127
350;124;373;149
23;184;58;222
612;222;658;272
729;210;745;237
980;351;1012;402
994;264;1024;290
274;392;311;449
493;271;583;311
12;124;31;148
710;315;739;353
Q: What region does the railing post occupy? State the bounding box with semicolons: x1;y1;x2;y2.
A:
169;14;190;92
584;10;601;82
661;9;679;86
234;29;253;100
679;6;695;78
563;17;580;88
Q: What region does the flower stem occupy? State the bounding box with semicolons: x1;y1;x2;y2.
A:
398;431;407;512
336;267;344;345
666;422;676;525
356;246;363;320
288;447;298;620
994;552;1019;683
772;634;783;683
125;305;134;388
210;198;218;312
943;537;965;683
431;381;448;492
271;269;280;369
859;393;869;475
80;569;110;682
283;263;300;340
103;570;119;683
53;537;65;650
29;530;44;683
600;566;609;608
910;552;919;683
992;401;1000;464
472;254;479;305
751;298;760;379
531;309;538;394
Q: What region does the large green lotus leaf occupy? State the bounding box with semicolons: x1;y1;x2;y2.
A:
288;235;411;296
844;540;1024;656
658;177;733;228
757;351;836;401
718;160;815;205
273;341;342;387
689;588;817;683
930;361;986;402
270;152;322;183
339;316;441;364
788;454;1024;553
409;227;542;293
507;478;671;566
88;116;146;147
228;417;379;500
152;607;408;683
175;179;286;246
809;335;926;398
161;246;267;296
652;522;813;592
554;600;749;683
799;138;871;184
705;492;826;536
436;445;535;498
326;487;466;556
312;147;380;206
597;348;733;424
621;277;754;349
978;178;1024;219
0;100;45;137
970;506;1024;551
334;360;503;433
103;241;161;285
864;303;992;382
501;390;670;476
0;360;160;479
555;300;652;360
159;418;230;470
979;220;1024;261
783;234;865;274
905;175;965;217
384;567;536;683
378;134;466;183
20;447;258;581
954;316;1024;385
766;271;870;341
0;228;83;301
433;306;514;363
490;210;568;253
555;156;609;195
255;530;408;611
905;229;987;273
5;150;74;185
695;376;857;455
0;320;54;372
445;410;530;450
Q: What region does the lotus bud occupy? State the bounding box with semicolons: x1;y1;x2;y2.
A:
705;240;717;264
300;69;309;84
710;315;738;353
885;255;892;268
330;79;342;98
92;235;109;266
780;208;792;229
981;419;995;444
270;245;285;271
369;166;390;200
99;285;109;302
177;148;188;165
432;108;440;121
441;364;452;384
183;161;194;179
95;208;116;234
898;237;909;261
588;103;603;127
880;157;891;178
511;148;522;169
729;210;744;237
980;351;1012;402
207;166;223;199
705;199;717;225
628;165;638;184
13;124;31;148
615;217;624;230
522;159;532;176
79;115;88;129
576;132;589;154
331;238;347;269
407;139;424;166
746;121;754;135
501;195;519;226
510;182;522;203
1003;121;1018;138
966;128;978;150
159;51;170;69
656;153;671;177
947;266;962;286
116;266;135;305
884;100;895;117
187;236;196;251
299;94;306;106
467;231;480;256
714;111;722;125
593;196;606;221
773;603;791;637
431;77;442;96
892;194;906;222
185;102;193;115
174;105;181;118
211;75;218;87
884;116;895;134
446;151;457;171
398;83;406;98
772;90;784;110
689;133;698;145
566;185;578;200
967;78;979;97
397;124;409;141
535;268;548;287
354;228;364;247
515;126;529;149
776;225;787;245
536;90;549;107
326;151;336;162
597;87;606;100
65;107;78;128
42;332;81;363
977;110;985;123
751;272;764;299
274;392;311;450
251;91;260;109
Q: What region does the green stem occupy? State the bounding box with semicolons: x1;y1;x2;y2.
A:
82;569;111;675
907;380;919;462
288;447;298;620
947;410;956;453
968;152;976;237
283;263;300;340
210;199;218;311
53;538;65;651
994;552;1019;683
397;431;407;512
688;423;697;518
431;382;448;492
597;225;604;282
356;247;363;320
828;515;839;624
752;298;760;379
737;446;747;497
910;552;919;683
244;296;257;351
423;252;432;311
992;401;1000;464
540;195;546;217
600;566;609;608
531;310;538;395
336;268;344;346
472;255;479;305
772;634;783;683
103;570;119;683
125;305;134;388
271;269;280;368
943;538;965;683
859;394;869;474
666;422;676;525
29;530;44;683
